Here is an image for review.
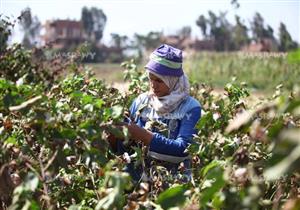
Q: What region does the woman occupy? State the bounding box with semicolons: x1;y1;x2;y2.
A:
112;44;201;182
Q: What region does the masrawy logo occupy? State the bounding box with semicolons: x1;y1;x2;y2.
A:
45;51;96;60
238;51;288;59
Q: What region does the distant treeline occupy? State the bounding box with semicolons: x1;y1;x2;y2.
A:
0;1;298;63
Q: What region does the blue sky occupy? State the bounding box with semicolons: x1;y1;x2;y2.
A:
1;0;299;44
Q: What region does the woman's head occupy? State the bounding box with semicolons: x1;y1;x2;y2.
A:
146;44;185;97
145;44;190;114
145;44;184;77
148;72;182;97
148;72;170;97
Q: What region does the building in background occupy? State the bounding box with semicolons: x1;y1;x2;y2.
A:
43;20;86;49
241;38;277;52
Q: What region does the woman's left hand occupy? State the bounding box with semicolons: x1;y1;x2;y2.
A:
118;122;153;145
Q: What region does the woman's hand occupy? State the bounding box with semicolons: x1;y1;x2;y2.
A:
114;122;153;145
103;122;153;146
126;123;153;146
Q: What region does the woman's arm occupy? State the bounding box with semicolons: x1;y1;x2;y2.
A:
126;123;153;145
125;107;201;163
112;94;153;145
147;107;201;163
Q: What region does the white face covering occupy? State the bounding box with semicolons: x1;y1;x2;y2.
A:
148;71;190;115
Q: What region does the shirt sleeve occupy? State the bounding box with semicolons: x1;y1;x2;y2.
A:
148;106;201;163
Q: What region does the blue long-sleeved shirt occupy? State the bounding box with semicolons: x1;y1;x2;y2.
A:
129;93;201;163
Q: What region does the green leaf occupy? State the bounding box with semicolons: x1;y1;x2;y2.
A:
187;143;201;154
94;99;104;108
265;129;300;180
284;100;300;113
211;192;225;209
223;143;236;157
0;78;11;90
95;172;131;210
61;128;77;140
106;125;124;139
156;185;189;209
29;200;40;210
79;120;92;129
200;166;226;205
5;136;17;145
197;111;213;127
70;90;83;99
111;105;123;119
201;160;223;177
267;119;284;138
264;144;300;180
81;94;93;105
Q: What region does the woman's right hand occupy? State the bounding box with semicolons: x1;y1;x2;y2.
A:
102;124;125;151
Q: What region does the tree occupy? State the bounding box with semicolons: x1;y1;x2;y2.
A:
110;33;128;49
81;7;93;39
177;26;191;39
217;11;233;51
196;11;234;51
196;15;207;38
81;7;107;43
265;25;274;39
133;31;162;51
278;22;298;52
206;11;233;51
106;33;129;63
129;31;162;60
231;0;240;9
207;11;218;39
0;16;13;54
232;15;249;50
19;8;41;48
250;12;275;42
251;12;264;42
